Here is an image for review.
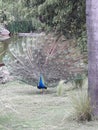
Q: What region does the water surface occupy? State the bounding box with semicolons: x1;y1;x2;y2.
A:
0;36;23;63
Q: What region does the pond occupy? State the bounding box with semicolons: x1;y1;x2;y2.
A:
0;35;32;63
0;38;10;63
0;32;46;64
0;36;20;63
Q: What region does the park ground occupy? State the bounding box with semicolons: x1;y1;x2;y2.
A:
0;81;98;130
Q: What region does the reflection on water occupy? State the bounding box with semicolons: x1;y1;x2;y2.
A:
0;36;23;63
0;40;9;63
0;33;46;63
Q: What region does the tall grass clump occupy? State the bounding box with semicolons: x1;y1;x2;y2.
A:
57;80;65;96
70;90;92;121
57;80;76;96
71;74;86;89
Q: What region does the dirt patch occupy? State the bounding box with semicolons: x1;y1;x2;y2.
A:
0;81;98;130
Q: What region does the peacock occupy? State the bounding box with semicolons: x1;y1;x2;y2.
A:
37;40;56;90
37;74;47;90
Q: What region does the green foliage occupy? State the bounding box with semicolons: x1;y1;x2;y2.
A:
7;20;34;33
0;0;45;33
0;0;86;52
77;30;87;53
71;74;86;89
38;0;86;36
37;0;86;52
0;0;86;34
31;18;44;31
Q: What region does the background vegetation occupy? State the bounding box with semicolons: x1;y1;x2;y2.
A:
0;0;86;52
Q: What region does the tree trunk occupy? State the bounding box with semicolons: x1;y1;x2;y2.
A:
86;0;98;117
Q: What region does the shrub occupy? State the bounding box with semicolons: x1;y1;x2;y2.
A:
7;20;34;33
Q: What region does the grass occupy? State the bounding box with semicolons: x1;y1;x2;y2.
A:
56;78;92;122
56;79;80;96
70;90;92;121
57;80;65;96
0;79;97;130
71;74;87;89
68;78;93;121
0;81;67;130
0;114;19;130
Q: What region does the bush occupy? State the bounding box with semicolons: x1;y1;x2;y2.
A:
7;20;34;33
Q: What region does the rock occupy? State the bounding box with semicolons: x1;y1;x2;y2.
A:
0;66;14;84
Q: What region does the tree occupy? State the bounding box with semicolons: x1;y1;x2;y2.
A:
86;0;98;117
38;0;85;37
0;0;86;42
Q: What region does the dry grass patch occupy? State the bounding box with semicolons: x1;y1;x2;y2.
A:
70;90;92;121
